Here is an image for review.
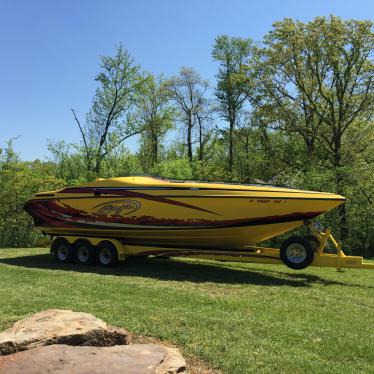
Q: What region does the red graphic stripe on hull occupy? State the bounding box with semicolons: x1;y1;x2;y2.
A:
23;199;323;230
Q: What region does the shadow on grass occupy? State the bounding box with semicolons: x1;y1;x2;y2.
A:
1;252;371;289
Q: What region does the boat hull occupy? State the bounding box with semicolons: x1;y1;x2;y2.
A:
23;179;345;249
34;221;308;248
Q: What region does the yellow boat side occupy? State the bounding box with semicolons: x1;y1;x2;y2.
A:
24;176;346;248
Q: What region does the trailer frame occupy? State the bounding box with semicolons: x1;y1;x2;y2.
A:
50;222;374;271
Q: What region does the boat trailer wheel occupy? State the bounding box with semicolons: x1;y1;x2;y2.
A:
280;236;314;270
51;238;74;263
75;240;95;265
97;242;119;267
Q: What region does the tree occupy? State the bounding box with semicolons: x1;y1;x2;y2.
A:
166;68;209;163
212;35;255;172
0;140;64;247
194;97;216;162
47;140;88;183
246;16;374;240
72;44;144;177
137;75;175;169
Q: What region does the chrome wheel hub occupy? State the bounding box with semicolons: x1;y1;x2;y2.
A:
77;247;89;263
57;246;68;261
99;248;112;265
286;243;307;263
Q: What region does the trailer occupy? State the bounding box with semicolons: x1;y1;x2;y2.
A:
50;222;374;271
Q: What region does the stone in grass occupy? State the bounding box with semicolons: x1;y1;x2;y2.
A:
0;344;186;374
0;309;129;355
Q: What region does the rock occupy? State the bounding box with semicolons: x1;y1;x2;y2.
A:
0;309;186;373
0;309;129;355
0;344;186;374
156;346;187;374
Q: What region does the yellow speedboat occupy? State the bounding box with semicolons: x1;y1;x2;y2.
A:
23;176;345;249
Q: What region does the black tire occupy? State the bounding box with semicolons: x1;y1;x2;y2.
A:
97;241;119;267
51;238;75;263
74;240;95;265
280;236;314;270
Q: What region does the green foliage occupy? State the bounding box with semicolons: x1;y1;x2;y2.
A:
191;160;228;182
47;140;89;184
212;35;255;170
239;15;374;244
343;158;374;256
72;44;145;177
96;146;142;178
166;67;210;163
0;142;65;247
150;158;193;180
257;16;374;164
137;75;175;170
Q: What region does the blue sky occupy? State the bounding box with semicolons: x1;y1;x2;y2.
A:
1;0;373;160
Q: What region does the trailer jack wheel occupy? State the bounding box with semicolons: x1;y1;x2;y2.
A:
280;236;314;270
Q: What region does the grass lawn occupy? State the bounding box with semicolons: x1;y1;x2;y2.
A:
0;248;373;373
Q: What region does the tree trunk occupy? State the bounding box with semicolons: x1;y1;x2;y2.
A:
334;138;348;242
245;133;250;180
228;116;235;172
336;170;348;242
198;116;203;161
152;134;158;166
85;153;93;178
95;152;102;176
187;113;193;163
305;137;314;155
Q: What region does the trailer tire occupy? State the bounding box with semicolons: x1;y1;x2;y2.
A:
74;240;95;265
280;236;314;270
97;241;118;267
51;238;74;263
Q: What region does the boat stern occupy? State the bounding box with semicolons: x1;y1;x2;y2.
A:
22;190;59;228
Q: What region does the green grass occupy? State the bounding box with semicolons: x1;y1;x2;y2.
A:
0;248;373;373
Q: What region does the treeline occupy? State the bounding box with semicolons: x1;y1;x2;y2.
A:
1;16;373;256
